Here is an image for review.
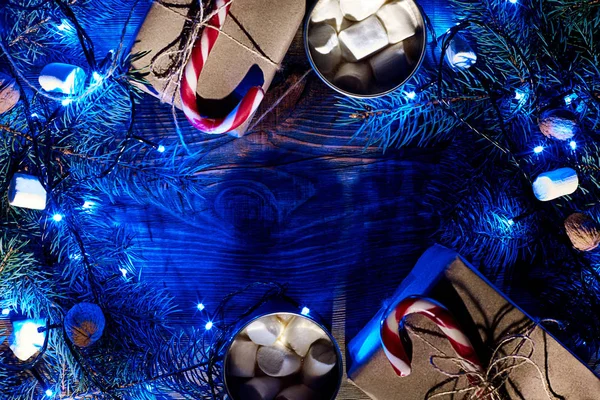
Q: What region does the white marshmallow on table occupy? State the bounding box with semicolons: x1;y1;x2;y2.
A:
340;0;387;21
308;24;342;74
257;341;302;377
303;338;337;382
369;40;414;83
532;167;578;201
339;16;388;62
241;377;282;400
245;315;284;346
280;316;327;357
445;34;477;70
38;63;86;95
376;1;419;44
8;173;47;210
334;62;372;94
227;337;258;377
311;0;346;31
275;385;316;400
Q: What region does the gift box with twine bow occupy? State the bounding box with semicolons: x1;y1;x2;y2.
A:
130;0;304;137
347;244;600;400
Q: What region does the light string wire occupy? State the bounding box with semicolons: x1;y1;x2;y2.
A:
0;0;166;397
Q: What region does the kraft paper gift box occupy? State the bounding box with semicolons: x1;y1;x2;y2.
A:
130;0;304;137
347;244;600;400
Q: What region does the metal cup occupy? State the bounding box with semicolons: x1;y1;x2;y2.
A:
304;0;427;98
223;299;343;400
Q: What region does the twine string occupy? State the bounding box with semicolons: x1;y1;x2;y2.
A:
151;0;284;151
406;323;556;400
151;0;279;105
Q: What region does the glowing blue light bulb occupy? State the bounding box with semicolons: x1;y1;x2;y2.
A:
205;321;213;330
82;200;96;209
564;93;578;105
507;219;515;226
533;146;544;154
569;141;577;150
157;145;166;153
56;19;70;31
61;98;73;106
52;214;63;222
92;72;103;84
514;90;525;100
45;389;54;397
406;91;417;100
1;308;10;316
301;307;310;316
197;303;205;311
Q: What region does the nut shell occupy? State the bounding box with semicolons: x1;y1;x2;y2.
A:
0;73;19;114
539;109;579;141
64;303;106;347
564;213;600;251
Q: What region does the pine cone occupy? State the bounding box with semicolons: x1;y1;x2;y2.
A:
539;109;579;141
0;73;19;115
64;303;106;348
564;213;600;251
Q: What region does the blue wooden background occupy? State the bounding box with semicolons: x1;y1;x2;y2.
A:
92;0;550;398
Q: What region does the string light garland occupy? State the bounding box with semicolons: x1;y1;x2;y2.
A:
0;0;223;397
0;1;599;398
341;0;600;367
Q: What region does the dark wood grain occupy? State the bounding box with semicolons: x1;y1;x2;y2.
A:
103;1;455;398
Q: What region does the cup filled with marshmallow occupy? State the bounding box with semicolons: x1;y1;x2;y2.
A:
224;312;342;400
305;0;426;97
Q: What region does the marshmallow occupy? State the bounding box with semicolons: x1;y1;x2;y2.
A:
311;0;345;31
445;33;477;70
38;63;86;95
334;62;372;94
308;24;342;74
303;339;337;382
376;1;419;44
9;319;46;361
532;168;578;201
8;173;47;210
277;313;294;325
227;337;258;377
275;385;316;400
241;377;282;400
246;316;284;346
340;0;386;21
280;317;327;357
339;16;388;62
257;341;302;377
369;40;416;83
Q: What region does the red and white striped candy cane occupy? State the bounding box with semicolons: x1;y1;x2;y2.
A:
180;0;265;134
380;296;482;377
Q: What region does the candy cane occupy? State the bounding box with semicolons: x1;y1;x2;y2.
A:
380;296;482;377
180;0;265;134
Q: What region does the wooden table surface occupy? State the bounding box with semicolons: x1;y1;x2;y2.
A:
109;0;468;398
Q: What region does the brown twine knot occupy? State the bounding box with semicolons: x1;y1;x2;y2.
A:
407;324;557;400
151;0;278;105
